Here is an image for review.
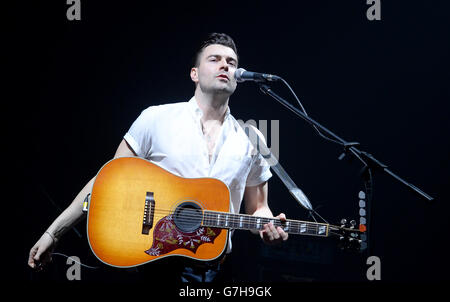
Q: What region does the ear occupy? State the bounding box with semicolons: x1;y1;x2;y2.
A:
190;67;199;84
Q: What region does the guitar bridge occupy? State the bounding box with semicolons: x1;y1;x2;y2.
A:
142;192;155;235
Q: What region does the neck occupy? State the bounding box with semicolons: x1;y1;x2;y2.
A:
201;210;330;236
194;89;229;123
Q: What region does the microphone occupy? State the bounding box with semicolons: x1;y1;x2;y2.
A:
234;68;281;83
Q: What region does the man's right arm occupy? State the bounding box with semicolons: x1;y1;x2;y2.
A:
28;139;136;269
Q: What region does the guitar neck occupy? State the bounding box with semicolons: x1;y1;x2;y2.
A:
202;210;329;237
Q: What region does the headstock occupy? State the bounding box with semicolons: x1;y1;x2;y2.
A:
329;218;366;251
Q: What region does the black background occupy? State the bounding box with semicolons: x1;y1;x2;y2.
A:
8;0;449;289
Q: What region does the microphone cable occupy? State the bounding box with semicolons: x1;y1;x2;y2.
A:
51;252;99;269
274;76;345;147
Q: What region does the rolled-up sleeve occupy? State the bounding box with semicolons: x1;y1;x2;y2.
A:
246;151;272;187
124;108;154;158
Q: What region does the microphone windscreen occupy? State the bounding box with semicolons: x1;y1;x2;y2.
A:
234;68;246;82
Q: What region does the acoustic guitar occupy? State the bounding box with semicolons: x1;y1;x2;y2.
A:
86;157;362;268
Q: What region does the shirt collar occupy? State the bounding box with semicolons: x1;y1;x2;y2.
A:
188;96;231;121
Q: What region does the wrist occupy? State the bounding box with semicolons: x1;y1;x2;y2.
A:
44;231;58;244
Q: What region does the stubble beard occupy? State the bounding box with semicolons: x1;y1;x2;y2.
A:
200;79;235;98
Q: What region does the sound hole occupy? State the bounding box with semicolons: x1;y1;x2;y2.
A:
173;202;203;233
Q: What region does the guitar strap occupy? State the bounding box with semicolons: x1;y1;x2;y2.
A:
240;122;313;212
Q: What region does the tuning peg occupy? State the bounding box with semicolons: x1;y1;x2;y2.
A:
340;218;347;227
350;220;356;229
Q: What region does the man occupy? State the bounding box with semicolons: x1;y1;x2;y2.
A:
28;33;288;282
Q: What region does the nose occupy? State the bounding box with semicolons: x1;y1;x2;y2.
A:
219;58;229;71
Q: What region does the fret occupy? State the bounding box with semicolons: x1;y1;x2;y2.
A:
311;223;317;235
318;225;326;235
300;223;307;234
297;223;301;233
227;214;235;228
230;214;239;228
313;223;318;235
253;216;259;229
225;214;235;228
204;211;210;226
247;216;255;230
284;221;290;232
220;214;227;227
204;212;208;225
264;218;272;229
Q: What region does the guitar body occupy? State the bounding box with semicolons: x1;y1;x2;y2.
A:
87;157;230;268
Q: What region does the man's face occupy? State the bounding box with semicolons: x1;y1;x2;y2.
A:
191;44;238;96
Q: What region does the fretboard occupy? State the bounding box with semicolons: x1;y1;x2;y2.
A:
202;211;329;237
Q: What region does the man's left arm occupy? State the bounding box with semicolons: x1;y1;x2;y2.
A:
244;181;288;245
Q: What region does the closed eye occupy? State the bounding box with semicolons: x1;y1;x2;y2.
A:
207;55;237;66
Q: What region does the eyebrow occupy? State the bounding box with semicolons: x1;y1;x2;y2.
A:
207;54;238;63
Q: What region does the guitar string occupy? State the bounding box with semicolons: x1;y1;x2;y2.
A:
144;211;327;232
152;221;323;235
145;207;327;228
147;209;324;228
101;208;353;235
150;207;324;223
149;214;321;228
144;212;328;231
147;217;323;235
97;203;342;232
146;212;357;234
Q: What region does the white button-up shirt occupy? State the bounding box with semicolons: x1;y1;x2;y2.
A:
124;97;272;252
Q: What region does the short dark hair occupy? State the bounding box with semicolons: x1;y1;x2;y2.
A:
193;33;238;67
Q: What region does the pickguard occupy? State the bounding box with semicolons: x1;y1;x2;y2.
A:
144;215;222;256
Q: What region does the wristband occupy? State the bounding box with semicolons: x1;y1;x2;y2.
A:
45;231;58;244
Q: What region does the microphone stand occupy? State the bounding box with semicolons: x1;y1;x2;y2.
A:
257;83;434;256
